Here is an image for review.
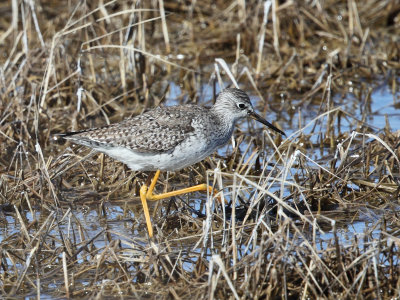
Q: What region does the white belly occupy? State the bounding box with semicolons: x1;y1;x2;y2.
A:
97;135;218;171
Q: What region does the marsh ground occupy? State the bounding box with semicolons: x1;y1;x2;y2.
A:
1;0;400;298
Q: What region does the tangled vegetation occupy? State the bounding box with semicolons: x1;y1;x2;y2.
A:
0;0;399;298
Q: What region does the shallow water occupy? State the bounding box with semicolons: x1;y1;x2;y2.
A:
0;82;399;277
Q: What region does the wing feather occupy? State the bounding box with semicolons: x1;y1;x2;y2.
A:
62;105;207;153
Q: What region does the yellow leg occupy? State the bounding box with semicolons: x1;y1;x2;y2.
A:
146;170;161;199
147;183;215;201
139;170;219;237
140;183;153;237
145;170;216;201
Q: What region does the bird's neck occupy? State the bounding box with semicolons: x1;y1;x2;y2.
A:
209;107;238;144
210;104;237;125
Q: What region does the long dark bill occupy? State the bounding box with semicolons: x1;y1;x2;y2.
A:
250;111;286;136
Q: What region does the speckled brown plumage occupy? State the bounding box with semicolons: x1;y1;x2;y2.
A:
64;105;208;153
59;88;285;171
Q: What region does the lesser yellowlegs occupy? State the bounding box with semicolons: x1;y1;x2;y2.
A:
60;88;285;237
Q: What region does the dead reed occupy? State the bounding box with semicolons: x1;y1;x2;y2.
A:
0;0;400;298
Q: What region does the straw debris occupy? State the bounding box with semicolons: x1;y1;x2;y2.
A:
0;0;399;298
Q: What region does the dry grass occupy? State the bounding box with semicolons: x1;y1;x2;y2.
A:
1;0;400;298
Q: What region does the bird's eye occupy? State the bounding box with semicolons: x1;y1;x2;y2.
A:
237;103;246;109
